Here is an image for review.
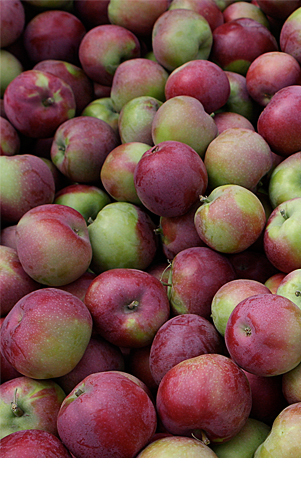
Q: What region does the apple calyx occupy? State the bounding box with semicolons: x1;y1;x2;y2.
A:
244;326;252;336
11;389;24;417
191;429;210;445
42;96;55;107
75;388;84;397
199;195;209;205
296;290;301;297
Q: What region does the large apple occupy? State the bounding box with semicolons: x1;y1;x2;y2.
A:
0;376;66;439
118;96;162;145
225;293;301;377
84;268;170;348
137;435;218;458
156;353;252;444
54;183;111;223
268;152;301;208
1;287;93;379
0;429;72;458
15;204;92;286
3;69;76;139
57;371;157;458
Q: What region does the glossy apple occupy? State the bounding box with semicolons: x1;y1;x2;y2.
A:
213;111;255;134
54;184;111;223
0;376;66;439
107;0;169;37
156;353;252;444
0;429;72;458
137;435;218;458
118;96;162;145
0;117;20;156
57;371;157;458
168;0;224;32
152;8;213;72
0;0;25;48
3;70;76;139
81;97;120;135
268;152;301;208
84;268;170;348
87;201;158;273
50;115;119;184
0;154;55;225
225;293;301;376
1;287;93;379
280;6;301;63
134;140;208;217
0;50;23;98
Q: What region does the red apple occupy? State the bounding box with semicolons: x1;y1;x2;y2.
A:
227;249;278;283
213;111;255;134
0;317;21;383
264;272;286;293
280;6;301;63
223;0;270;27
0;429;72;458
256;0;301;20
55;270;96;302
74;0;110;28
127;345;158;395
0;117;20;156
0;0;25;48
0;225;17;251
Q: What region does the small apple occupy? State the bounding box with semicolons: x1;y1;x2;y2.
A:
118;96;162;145
213;111;255;134
221;70;261;124
0;50;23;98
81;97;120;135
137;435;218;458
0;0;25;48
276;269;301;310
54;183;111;223
107;0;169;37
0;117;20;156
0;429;72;458
264;272;286;293
268;152;301;208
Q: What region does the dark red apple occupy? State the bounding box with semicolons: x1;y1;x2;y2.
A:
0;429;72;458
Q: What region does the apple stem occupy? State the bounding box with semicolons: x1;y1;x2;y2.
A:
43;96;55;107
280;208;288;220
75;388;84;397
127;300;139;310
160;261;172;287
11;388;24;417
191;429;210;445
199;195;209;204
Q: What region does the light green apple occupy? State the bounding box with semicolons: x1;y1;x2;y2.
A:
81;97;120;135
276;268;301;310
118;96;162;145
0;50;23;97
268;152;301;208
54;184;111;223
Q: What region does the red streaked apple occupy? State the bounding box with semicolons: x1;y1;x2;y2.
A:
0;429;72;458
107;0;169;37
0;117;20;156
137;435;218;458
280;6;301;64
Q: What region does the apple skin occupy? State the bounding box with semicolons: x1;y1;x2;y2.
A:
0;50;23;98
165;60;230;115
81;97;120;135
263;198;301;274
134;140;208;217
50;115;119;184
264;272;286;293
276;269;301;310
210;18;278;75
203;128;273;191
227;249;278;284
246;51;301;107
0;317;21;383
100;142;151;205
137;435;218;458
110;58;169;113
107;0;169;37
74;0;110;28
0;154;55;225
149;313;223;385
168;246;236;318
3;70;76;139
0;225;17;251
15;204;92;287
225;293;301;377
257;86;301;158
0;429;72;458
84;268;170;348
0;376;66;439
151;96;218;158
127;345;158;395
213;111;255;134
194;185;267;254
152;8;213;72
223;1;270;27
0;288;93;379
87;201;158;273
118;96;162;145
33;59;94;115
282;362;301;405
54;183;111;223
55;336;125;395
55;270;95;302
0;0;25;48
211;278;272;337
156;353;252;444
280;6;301;64
57;371;157;458
0;117;20;156
268;152;301;209
256;0;301;21
221;70;261;124
0;245;40;317
78;24;141;87
168;0;224;32
23;9;86;65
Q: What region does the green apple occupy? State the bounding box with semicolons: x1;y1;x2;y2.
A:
276;269;301;310
81;97;120;135
0;50;23;98
54;184;111;223
118;96;162;145
268;152;301;208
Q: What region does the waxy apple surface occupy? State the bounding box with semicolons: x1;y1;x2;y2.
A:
0;429;72;458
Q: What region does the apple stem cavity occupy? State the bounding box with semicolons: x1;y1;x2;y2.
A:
191;429;210;445
127;300;139;311
42;96;55;107
11;388;24;417
75;388;84;397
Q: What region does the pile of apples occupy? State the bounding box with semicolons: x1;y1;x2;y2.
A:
1;0;301;459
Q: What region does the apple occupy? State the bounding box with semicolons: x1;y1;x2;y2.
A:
213;111;255;134
210;18;278;75
168;0;224;32
268;152;301;208
0;50;23;98
211;278;272;337
0;245;40;317
74;0;110;28
84;268;170;348
137;435;218;458
257;86;301;158
50;115;119;184
78;24;141;87
149;313;223;385
54;184;111;223
0;0;25;48
100;142;151;205
223;1;270;27
246;51;301;107
81;97;120;135
134;140;208;217
87;201;158;273
156;353;252;444
225;293;301;377
168;246;236;318
110;58;168;113
0;154;55;225
55;336;125;394
107;0;169;37
57;371;157;458
264;272;286;293
23;0;73;9
15;203;92;286
127;345;158;395
0;376;66;439
282;362;301;405
203;128;273;191
118;96;162;145
0;316;21;383
194;184;267;254
221;70;261;124
3;69;76;139
227;249;278;283
0;225;17;251
33;59;94;115
256;0;301;21
23;9;86;65
0;429;72;458
264;198;301;273
0;117;20;156
1;287;93;379
276;269;301;310
280;6;301;63
152;8;213;72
